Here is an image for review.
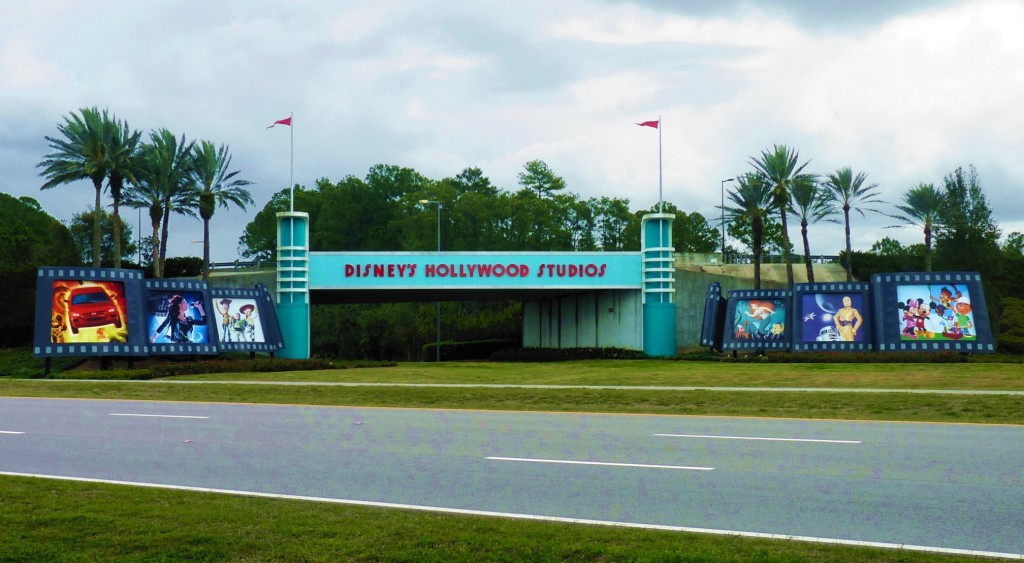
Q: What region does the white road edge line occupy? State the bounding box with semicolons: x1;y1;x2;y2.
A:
654;434;862;444
0;431;25;434
486;456;713;471
109;413;209;419
0;471;1018;560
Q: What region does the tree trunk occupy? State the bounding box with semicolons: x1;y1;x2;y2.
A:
202;218;211;281
843;205;853;282
753;218;763;290
802;221;813;283
924;224;932;272
159;200;170;278
151;223;161;278
112;200;121;269
779;209;794;287
92;179;103;267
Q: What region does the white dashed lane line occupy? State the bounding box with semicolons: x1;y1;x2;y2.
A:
109;413;210;419
487;457;713;471
654;433;861;444
0;431;25;434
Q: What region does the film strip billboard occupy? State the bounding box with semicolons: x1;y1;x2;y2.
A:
33;267;285;358
721;289;792;351
792;282;873;352
705;272;994;354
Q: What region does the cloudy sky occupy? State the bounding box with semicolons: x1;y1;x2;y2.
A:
3;0;1022;263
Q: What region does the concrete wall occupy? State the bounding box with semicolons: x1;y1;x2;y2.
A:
206;269;277;290
523;289;642;350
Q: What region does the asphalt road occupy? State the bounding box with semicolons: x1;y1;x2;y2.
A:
1;397;1022;558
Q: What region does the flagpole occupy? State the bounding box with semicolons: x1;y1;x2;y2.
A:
289;111;294;212
658;115;663;214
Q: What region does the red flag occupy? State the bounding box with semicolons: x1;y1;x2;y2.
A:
267;117;292;128
636;120;659;129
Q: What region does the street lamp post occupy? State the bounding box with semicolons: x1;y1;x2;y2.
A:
419;199;442;362
720;178;735;263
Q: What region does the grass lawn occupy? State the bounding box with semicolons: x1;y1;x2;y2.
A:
167;360;1024;390
1;359;1021;561
0;475;1000;562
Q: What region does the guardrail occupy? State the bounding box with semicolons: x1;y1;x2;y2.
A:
209;260;266;270
724;254;840;265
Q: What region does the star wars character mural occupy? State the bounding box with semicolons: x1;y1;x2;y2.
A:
146;290;209;344
732;298;787;342
800;293;865;343
50;280;128;344
213;297;265;343
896;283;975;341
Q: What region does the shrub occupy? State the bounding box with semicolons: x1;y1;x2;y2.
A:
997;297;1024;354
51;369;154;380
488;347;648;362
422;339;519;362
700;351;969;363
0;347;83;377
149;357;340;377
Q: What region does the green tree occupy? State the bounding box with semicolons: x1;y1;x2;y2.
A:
869;236;906;257
932;165;1004;318
631;202;719;253
105;115;141;269
673;211;719;253
822;167;884;281
593;196;634;251
0;193;81;267
517;159;566;198
750;144;814;287
191;141;254;280
888;183;944;272
67;209;136;267
239;185;319;260
124;129;197;277
722;172;773;289
549;193;596;251
441;168;503;251
0;195;83;346
933;165;1001;273
728;216;786;257
366;164;431;250
848;237;925;281
496;190;544;250
122;172;167;276
38;107;111;267
1004;232;1024;257
789;175;836;283
155;131;198;276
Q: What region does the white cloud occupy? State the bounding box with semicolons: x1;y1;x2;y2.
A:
3;0;1023;261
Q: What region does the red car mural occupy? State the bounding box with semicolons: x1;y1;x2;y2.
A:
67;286;122;334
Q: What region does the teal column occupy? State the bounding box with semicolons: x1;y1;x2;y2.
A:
641;213;676;357
276;212;310;359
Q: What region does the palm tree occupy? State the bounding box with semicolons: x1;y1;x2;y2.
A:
121;177;164;276
105;115;141;269
124;129;196;278
721;172;773;289
38;107;110;267
822;167;884;281
191;141;254;280
789;175;836;283
750;145;813;287
888;183;944;272
156;131;198;278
